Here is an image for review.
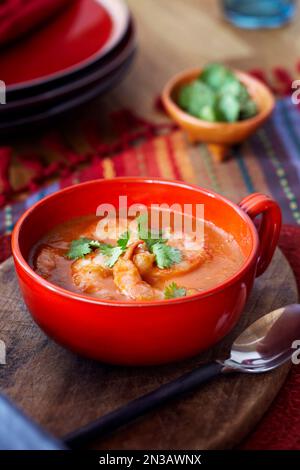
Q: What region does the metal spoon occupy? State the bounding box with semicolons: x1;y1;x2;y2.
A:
65;304;300;448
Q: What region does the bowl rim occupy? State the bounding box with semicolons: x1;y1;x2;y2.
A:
12;177;259;307
162;67;275;129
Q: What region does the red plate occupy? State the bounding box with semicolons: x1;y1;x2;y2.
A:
1;20;135;114
0;0;129;90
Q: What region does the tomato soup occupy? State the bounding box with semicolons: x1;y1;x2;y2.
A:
30;214;245;302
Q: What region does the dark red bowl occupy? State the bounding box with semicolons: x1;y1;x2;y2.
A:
11;178;281;365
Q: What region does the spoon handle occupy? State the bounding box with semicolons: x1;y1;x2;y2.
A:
64;361;224;448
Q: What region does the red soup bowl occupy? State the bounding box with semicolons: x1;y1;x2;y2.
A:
11;178;281;366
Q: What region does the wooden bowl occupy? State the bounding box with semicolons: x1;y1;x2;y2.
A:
162;68;275;161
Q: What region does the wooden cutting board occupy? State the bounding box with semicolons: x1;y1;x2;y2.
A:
0;250;298;450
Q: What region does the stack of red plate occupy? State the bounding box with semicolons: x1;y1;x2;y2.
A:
0;0;136;134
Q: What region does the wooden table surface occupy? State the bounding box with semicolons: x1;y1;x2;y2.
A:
98;0;299;122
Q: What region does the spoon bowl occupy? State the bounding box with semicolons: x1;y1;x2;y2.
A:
222;305;300;372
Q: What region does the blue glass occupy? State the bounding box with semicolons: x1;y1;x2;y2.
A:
222;0;296;29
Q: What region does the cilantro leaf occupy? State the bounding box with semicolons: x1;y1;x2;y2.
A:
117;231;130;250
66;238;100;260
98;244;123;268
96;235;130;268
152;243;181;269
66;231;130;267
164;282;187;299
89;240;102;249
137;213;149;240
145;235;167;251
137;214;181;268
137;213;166;249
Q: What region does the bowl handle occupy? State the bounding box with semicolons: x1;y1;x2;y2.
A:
239;193;282;277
